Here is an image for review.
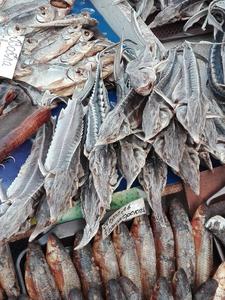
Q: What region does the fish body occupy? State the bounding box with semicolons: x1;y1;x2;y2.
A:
193;278;218;300
150;277;173;300
205;215;225;247
68;288;83;300
151;211;175;283
130;215;156;298
46;234;81;299
0;244;20;297
172;269;192;300
118;276;141;300
169;198;195;286
213;262;225;300
92;231;120;286
87;287;103;300
106;279;126;300
25;243;61;300
73;232;102;298
112;223;142;292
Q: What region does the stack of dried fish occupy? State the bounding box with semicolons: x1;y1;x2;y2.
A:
1;196;224;299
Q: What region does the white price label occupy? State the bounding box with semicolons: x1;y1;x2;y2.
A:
0;34;25;79
102;198;146;239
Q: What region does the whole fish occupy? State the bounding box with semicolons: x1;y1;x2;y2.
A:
169;198;195;286
205;215;225;247
73;232;102;298
0;243;20;297
106;279;126;300
25;243;61;300
151;211;175;283
118;276;141;300
193;278;218;300
68;288;83;300
213;262;225;299
130;215;156;298
87;287;103;300
172;269;192;300
112;223;142;292
46;234;81;299
92;230;120;286
150;277;173;300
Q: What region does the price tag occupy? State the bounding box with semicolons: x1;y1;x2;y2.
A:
0;34;25;79
102;198;146;239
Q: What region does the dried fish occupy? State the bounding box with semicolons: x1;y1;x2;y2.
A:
150;277;173;300
118;276;141;300
213;262;225;299
46;234;81;299
87;287;103;300
205;215;225;247
0;244;20;297
25;243;61;300
93;230;120;286
68;288;84;300
50;0;74;9
139;151;167;222
151;210;175;282
172;269;192;300
112;223;142;292
193;278;218;300
169;198;196;286
106;279;126;300
130;215;156;298
73;231;102;298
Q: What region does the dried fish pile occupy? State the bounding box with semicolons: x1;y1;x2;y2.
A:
1;196;225;299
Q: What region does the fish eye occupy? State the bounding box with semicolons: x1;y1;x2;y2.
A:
15;25;20;31
84;30;90;36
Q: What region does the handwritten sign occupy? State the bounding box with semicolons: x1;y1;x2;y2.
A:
0;34;25;79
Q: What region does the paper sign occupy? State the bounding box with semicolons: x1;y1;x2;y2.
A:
102;198;146;239
0;34;25;79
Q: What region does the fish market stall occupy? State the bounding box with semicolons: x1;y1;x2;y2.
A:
1;0;225;299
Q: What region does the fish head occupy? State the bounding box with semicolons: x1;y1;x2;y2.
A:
79;29;94;42
35;5;57;24
62;24;82;40
67;66;88;83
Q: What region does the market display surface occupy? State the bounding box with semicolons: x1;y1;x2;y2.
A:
1;0;225;299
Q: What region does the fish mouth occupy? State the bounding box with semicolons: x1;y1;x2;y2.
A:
50;0;72;9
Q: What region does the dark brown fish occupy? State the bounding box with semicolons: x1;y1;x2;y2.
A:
118;276;141;300
0;106;51;163
150;277;173;300
172;269;192;300
193;278;218;300
87;287;103;300
112;223;142;292
0;243;20;297
73;232;102;298
46;234;81;299
92;230;120;286
25;243;61;300
130;215;156;298
68;288;83;300
169;198;195;286
106;279;126;300
151;211;175;283
213;262;225;299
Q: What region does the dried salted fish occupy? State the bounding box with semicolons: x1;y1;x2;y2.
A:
175;43;207;144
0;244;20;297
0;123;52;242
169;198;196;286
68;288;84;300
153;119;187;173
150;277;173;300
106;279;126;300
93;230;120;286
172;269;192;300
50;0;74;8
113;223;142;292
193;278;218;300
87;287;103;300
73;231;102;298
118;276;141;300
213;262;225;299
25;243;61;300
139;151;167;222
205;215;225;247
130;215;157;298
118;135;149;189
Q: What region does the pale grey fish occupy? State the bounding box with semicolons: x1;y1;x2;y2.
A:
169;198;196;286
206;216;225;247
193;278;218;300
106;279;127;300
0;123;52;242
0;243;20;297
118;135;150;189
87;287;103;300
153;119;187;173
172;268;192;300
130;215;157;298
178;144;200;195
113;223;142;292
119;276;141;300
138;151;167;222
68;288;84;300
213;262;225;299
150;277;173;300
29;26;93;64
175;43;208;144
